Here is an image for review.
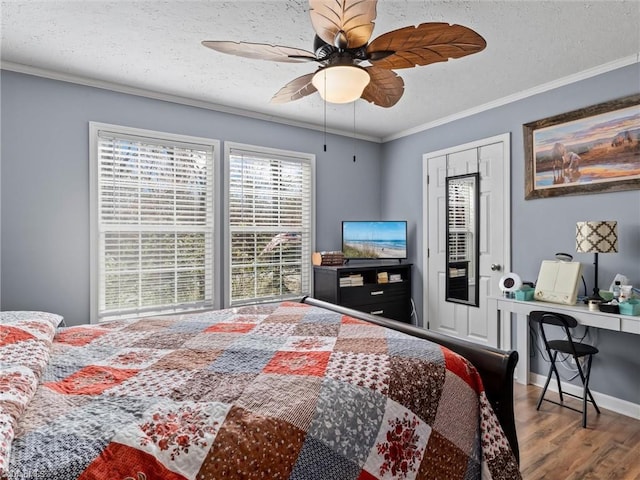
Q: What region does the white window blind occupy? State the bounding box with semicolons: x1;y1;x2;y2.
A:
91;124;216;322
227;144;313;305
448;182;473;262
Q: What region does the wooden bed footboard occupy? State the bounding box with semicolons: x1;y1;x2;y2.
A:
301;296;520;463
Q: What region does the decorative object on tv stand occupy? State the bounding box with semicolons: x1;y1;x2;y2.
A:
576;220;618;302
312;251;344;266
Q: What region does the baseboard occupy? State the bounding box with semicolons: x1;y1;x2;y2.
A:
530;373;640;420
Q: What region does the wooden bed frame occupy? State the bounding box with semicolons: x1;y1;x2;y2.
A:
301;296;520;463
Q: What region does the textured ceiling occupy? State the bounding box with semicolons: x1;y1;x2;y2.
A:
2;1;639;141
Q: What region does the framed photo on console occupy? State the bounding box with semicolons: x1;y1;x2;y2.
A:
524;94;640;199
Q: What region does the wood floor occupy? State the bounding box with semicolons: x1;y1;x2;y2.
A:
515;384;640;480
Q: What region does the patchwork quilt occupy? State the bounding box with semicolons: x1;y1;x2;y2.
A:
2;302;521;480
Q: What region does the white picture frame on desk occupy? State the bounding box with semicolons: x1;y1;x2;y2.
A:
534;260;582;305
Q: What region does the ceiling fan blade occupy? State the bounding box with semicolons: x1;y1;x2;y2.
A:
309;0;376;49
366;22;486;69
202;41;316;63
271;72;318;104
360;66;404;108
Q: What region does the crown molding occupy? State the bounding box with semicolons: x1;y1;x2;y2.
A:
383;53;640;143
0;61;382;143
3;54;638;145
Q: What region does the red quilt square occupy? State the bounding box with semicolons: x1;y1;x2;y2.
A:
263;351;331;377
204;323;255;334
55;327;109;346
341;315;370;325
79;442;187;480
442;347;483;393
0;325;35;346
357;469;378;480
45;365;138;395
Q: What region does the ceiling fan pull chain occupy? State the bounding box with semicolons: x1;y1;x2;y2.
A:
323;74;327;152
353;101;357;162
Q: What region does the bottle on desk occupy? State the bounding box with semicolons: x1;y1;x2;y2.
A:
613;281;621;301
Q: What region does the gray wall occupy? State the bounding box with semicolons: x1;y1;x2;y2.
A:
0;70;383;325
2;65;639;404
380;63;640;404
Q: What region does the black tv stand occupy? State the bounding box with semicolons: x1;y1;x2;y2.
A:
312;262;412;323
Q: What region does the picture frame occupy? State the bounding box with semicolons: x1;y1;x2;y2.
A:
524;94;640;199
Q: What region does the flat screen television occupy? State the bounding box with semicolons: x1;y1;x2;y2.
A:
342;221;407;260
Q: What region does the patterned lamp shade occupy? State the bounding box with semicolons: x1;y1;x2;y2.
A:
576;221;618;253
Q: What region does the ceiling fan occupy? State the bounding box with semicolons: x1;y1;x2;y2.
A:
202;0;486;108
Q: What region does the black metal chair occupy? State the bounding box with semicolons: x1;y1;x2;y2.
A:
529;310;600;428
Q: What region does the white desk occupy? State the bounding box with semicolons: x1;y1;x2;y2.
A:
487;296;640;384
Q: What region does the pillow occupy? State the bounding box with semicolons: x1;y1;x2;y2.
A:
0;311;64;328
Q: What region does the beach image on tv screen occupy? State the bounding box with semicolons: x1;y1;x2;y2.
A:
343;221;407;258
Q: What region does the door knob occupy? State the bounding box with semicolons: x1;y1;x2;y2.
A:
491;264;502;271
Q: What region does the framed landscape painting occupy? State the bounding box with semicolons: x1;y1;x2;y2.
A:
524;94;640;199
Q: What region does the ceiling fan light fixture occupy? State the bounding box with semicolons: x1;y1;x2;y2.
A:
204;0;486;107
311;65;370;104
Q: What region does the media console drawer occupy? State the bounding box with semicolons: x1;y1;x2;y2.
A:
340;282;409;305
350;301;411;321
313;262;412;323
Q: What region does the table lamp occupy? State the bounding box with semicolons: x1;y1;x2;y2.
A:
576;220;618;301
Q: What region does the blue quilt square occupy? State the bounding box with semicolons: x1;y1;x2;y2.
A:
9;433;107;480
167;321;211;334
300;311;342;324
230;334;287;351
307;378;386;467
386;336;445;362
208;348;275;373
289;435;360;480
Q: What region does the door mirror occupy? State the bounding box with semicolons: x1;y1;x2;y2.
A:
445;172;480;306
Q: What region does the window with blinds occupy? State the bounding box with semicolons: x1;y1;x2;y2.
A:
226;143;314;305
90;123;217;322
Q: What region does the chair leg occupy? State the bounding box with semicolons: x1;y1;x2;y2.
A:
584;355;601;415
537;351;562;409
571;354;590;428
537;363;554;410
586;388;600;414
550;351;564;403
575;354;600;427
581;365;588;428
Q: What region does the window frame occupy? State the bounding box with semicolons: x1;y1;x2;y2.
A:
223;141;315;307
89;122;220;323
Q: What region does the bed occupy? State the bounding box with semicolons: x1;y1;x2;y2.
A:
1;298;520;480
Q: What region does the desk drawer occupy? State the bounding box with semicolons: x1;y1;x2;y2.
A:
571;311;620;331
621;317;640;334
